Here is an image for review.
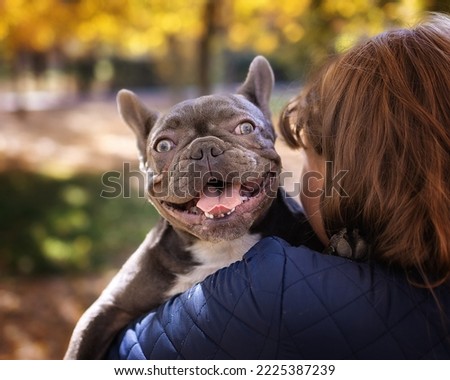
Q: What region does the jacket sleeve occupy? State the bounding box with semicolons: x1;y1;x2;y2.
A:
107;237;290;359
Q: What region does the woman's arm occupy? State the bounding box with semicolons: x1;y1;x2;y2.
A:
107;237;289;359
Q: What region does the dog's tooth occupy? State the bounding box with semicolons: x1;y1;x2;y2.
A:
226;208;236;216
205;209;237;219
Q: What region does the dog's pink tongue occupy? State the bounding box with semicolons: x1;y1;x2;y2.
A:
197;183;242;216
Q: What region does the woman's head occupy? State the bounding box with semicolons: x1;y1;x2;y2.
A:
280;13;450;286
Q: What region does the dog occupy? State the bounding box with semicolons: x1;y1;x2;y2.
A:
64;56;321;359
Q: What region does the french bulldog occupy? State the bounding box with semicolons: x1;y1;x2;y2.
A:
64;56;321;359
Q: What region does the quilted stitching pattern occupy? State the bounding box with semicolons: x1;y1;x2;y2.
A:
108;237;450;359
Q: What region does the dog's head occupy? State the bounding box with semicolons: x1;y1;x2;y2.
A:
117;56;281;242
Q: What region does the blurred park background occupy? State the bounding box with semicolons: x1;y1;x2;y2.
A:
1;0;449;359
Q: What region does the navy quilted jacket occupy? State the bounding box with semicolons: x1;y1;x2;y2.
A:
107;237;450;359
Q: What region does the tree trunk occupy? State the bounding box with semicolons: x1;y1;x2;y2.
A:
198;0;219;95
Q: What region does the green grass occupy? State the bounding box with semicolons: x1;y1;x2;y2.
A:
0;170;159;275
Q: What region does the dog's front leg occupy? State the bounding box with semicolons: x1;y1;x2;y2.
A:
63;301;137;359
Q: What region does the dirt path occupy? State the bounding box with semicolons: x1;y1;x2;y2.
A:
0;273;114;359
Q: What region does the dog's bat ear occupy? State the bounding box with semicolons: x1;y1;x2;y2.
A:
117;89;159;170
237;55;274;119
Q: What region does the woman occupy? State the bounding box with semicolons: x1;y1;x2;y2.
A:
107;13;450;359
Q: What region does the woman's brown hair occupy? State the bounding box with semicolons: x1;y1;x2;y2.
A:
280;13;450;287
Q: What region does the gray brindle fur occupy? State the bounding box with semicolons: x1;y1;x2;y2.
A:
64;56;321;359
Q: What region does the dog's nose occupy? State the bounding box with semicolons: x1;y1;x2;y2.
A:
189;143;224;160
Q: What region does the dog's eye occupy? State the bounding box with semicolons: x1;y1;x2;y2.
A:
154;139;174;153
234;122;255;135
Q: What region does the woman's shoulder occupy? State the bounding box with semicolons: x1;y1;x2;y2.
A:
253;237;450;359
241;236;384;295
246;236;448;319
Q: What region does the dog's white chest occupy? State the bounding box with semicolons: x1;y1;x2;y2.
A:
165;233;261;298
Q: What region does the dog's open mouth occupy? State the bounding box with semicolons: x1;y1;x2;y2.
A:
160;172;276;221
